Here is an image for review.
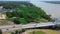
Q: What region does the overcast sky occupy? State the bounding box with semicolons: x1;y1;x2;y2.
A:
0;0;60;1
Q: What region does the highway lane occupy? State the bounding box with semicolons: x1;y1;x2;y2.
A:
0;22;60;32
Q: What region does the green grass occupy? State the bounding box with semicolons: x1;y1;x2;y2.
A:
29;31;46;34
39;19;48;22
36;18;48;22
9;18;28;24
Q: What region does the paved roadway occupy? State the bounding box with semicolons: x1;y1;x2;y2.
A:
0;22;60;32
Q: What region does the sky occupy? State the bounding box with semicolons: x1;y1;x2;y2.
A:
0;0;60;1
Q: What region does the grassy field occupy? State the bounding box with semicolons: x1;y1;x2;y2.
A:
29;31;46;34
21;29;60;34
38;18;48;22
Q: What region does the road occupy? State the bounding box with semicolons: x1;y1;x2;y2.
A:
0;22;60;32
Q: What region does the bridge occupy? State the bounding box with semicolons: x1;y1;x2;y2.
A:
0;22;60;32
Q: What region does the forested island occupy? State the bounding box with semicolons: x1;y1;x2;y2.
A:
0;1;51;24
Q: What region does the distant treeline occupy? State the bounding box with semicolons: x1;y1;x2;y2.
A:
43;1;60;4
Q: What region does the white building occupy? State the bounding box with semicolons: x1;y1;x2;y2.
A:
0;6;3;10
0;13;6;19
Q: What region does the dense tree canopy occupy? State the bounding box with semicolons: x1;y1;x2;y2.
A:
3;2;51;24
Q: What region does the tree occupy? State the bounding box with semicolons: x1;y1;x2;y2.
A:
0;29;2;34
15;30;18;34
11;32;15;34
22;29;25;32
13;18;20;24
18;30;22;34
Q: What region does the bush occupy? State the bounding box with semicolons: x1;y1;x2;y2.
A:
22;29;26;32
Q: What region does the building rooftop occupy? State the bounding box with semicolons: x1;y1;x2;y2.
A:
0;8;19;13
0;9;10;13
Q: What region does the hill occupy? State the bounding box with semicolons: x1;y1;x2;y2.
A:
0;1;51;24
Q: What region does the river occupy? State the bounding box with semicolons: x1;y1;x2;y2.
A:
31;2;60;18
